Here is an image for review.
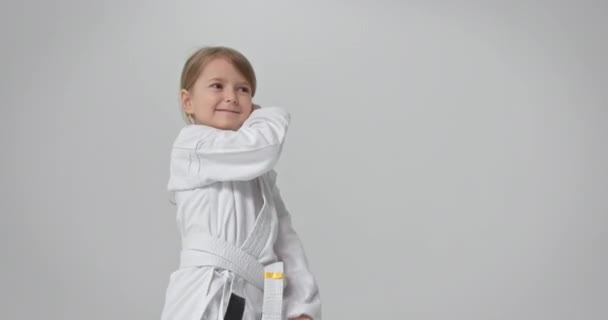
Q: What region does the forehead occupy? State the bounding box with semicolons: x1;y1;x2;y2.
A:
200;58;246;80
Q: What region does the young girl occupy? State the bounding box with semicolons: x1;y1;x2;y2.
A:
160;46;321;320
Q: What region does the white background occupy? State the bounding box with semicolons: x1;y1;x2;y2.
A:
2;1;607;319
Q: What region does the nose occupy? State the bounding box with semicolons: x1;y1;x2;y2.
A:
224;90;238;104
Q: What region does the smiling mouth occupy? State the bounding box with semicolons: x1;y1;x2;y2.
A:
216;109;240;114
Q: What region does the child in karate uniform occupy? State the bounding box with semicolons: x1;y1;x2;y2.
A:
160;46;321;320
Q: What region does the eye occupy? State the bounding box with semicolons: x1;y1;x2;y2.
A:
238;86;251;93
210;83;223;89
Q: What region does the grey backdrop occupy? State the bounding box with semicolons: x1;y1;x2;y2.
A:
2;0;607;319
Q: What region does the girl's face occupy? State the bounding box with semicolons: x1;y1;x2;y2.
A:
181;58;254;130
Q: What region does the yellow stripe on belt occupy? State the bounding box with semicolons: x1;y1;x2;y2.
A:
264;272;284;280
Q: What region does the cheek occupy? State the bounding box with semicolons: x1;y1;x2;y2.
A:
238;108;252;122
193;94;219;113
241;101;253;114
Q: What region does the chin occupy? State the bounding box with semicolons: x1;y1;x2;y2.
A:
214;121;241;131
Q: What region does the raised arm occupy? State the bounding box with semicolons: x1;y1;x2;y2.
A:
167;107;290;191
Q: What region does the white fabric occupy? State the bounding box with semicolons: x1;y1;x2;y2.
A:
181;233;265;290
262;262;284;320
180;233;285;320
160;107;321;320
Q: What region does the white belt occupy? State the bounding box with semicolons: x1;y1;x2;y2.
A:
180;233;284;320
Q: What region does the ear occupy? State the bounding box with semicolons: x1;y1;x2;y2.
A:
180;89;193;115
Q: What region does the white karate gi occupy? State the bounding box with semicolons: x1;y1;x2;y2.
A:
160;107;322;320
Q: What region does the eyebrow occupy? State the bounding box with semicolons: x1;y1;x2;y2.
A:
208;77;251;87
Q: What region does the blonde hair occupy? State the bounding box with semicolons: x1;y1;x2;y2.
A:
179;46;257;124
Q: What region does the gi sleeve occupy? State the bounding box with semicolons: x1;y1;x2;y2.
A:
167;107;290;190
272;183;322;320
